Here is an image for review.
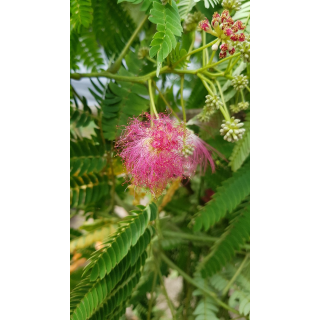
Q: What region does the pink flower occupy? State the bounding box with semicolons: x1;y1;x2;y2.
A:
183;132;215;176
116;113;215;195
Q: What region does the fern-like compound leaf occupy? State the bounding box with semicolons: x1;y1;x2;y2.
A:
70;252;147;320
71;0;94;32
149;0;183;76
169;43;188;68
70;173;109;207
177;0;196;20
89;52;150;140
82;205;152;281
196;205;250;277
70;224;117;252
192;161;250;231
70;138;106;176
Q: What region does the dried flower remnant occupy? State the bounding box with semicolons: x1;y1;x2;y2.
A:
116;113;215;195
198;9;246;59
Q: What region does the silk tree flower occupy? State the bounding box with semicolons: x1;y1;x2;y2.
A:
182;130;215;176
116;113;215;195
198;9;246;59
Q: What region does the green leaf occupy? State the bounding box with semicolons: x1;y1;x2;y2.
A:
196;204;250;277
71;0;93;32
192;161;250;231
149;0;183;69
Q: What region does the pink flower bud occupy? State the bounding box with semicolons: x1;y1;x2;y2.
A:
212;12;220;19
232;24;239;33
220;43;228;52
211;19;220;28
238;33;246;42
235;20;245;30
219;51;227;59
230;34;239;41
228;47;235;55
199;18;211;32
224;28;233;36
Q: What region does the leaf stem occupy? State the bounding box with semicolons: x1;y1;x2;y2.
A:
198;74;228;120
107;15;148;73
155;258;176;320
147;270;157;320
159;252;241;316
197;52;241;73
208;39;221;65
152;81;180;120
180;76;186;122
222;253;250;298
226;56;241;74
146;56;157;64
148;79;159;119
172;38;219;69
215;79;230;120
162;230;218;242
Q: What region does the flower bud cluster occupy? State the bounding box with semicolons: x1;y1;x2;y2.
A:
237;38;250;62
230;102;249;113
231;75;249;90
220;117;245;142
183;12;205;32
137;47;149;60
205;94;223;111
198;10;247;59
222;0;241;11
197;111;211;123
197;94;223;122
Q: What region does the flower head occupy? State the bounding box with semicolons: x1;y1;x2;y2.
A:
199;9;248;59
220;117;245;142
183;131;215;176
237;40;250;63
222;0;241;11
231;75;249;90
230;102;249;113
184;12;205;32
116;113;215;195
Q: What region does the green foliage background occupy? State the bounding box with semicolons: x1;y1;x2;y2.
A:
70;0;250;319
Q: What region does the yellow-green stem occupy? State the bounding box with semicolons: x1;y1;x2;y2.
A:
172;38;219;69
148;79;159;119
108;15;148;73
153;81;180;120
222;253;250;298
215;79;230;120
180;76;186;122
197;52;241;73
208;39;221;65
